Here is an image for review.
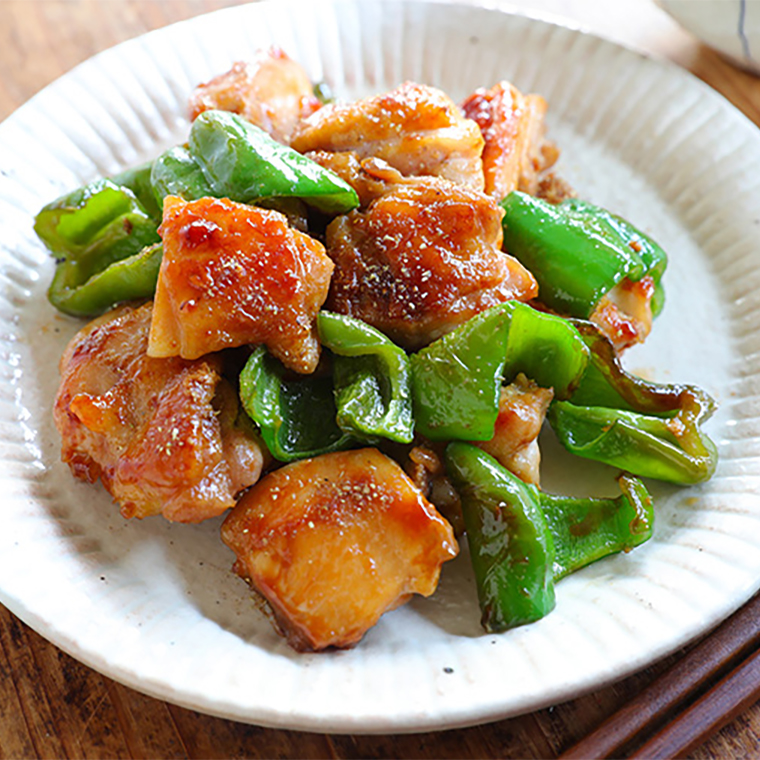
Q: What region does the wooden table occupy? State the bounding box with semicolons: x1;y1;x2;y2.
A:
1;1;759;757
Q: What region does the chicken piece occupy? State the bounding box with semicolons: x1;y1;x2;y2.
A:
325;175;538;350
590;275;655;354
221;448;458;651
54;303;265;523
291;81;485;190
405;444;464;536
305;151;400;208
188;48;322;145
536;172;576;205
472;375;554;486
461;81;559;200
149;196;334;374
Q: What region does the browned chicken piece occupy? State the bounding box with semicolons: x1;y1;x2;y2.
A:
188;48;322;145
472;375;554;486
148;196;334;374
325;174;538;350
461;81;559;200
536;172;576;205
291;81;486;191
590;275;655;354
405;444;464;536
221;448;458;651
305;151;400;208
54;303;265;523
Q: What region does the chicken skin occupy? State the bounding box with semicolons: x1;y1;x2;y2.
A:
291;81;485;190
188;48;322;145
54;303;265;523
324;168;538;349
461;81;559;200
149;196;334;374
221;448;458;651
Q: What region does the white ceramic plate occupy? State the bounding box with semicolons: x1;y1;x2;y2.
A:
1;0;759;734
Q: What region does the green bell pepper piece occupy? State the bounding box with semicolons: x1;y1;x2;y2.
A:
500;191;668;318
48;242;163;317
570;320;716;416
188;110;359;214
411;301;589;441
540;474;653;579
313;81;334;105
445;442;556;632
550;320;718;484
445;443;654;631
317;312;414;444
548;399;717;485
110;160;162;221
564;198;667;318
239;318;413;460
239;346;355;462
35;179;161;317
150;145;214;206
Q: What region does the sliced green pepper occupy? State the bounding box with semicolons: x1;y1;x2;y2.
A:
188;110;359;214
110;160;162;221
313;81;334;105
548;399;717;485
570;320;716;416
110;161;162;224
239;346;355;462
411;301;589;441
445;442;556;632
550;320;718;485
445;443;654;631
35;179;161;317
49;242;163;317
150;145;214;206
240;317;413;461
539;474;653;579
500;192;668;318
317;312;414;444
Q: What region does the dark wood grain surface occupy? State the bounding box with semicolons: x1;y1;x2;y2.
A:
2;1;760;757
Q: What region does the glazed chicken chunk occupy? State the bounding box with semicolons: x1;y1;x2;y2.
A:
54;303;265;523
590;275;656;354
325;167;538;349
472;374;554;486
405;444;464;536
305;151;403;208
291;81;485;190
221;448;458;651
188;48;322;145
461;81;559;200
149;196;334;374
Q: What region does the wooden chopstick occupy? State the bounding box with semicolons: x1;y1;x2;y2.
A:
629;646;760;758
558;590;760;759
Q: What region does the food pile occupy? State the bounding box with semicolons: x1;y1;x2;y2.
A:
37;48;718;651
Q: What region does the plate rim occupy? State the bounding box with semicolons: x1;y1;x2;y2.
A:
0;0;759;733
